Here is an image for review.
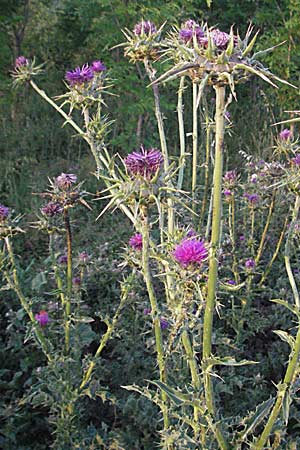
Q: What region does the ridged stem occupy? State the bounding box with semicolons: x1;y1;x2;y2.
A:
64;208;72;354
202;85;228;450
5;236;51;361
192;83;198;217
140;206;169;430
228;194;240;283
177;76;186;190
200;109;211;228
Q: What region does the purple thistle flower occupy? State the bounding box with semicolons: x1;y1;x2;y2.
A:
239;235;245;242
224;189;232;197
186;228;197;238
35;310;49;327
250;174;258;183
73;276;81;286
133;20;157;36
224;111;231;121
65;64;94;86
58;254;68;265
227;280;236;285
55;173;77;190
223;170;237;183
79;251;89;262
125;146;164;179
279;129;292;141
41;202;63;217
129;233;143;250
245;258;255;270
179;19;204;44
15;56;29;68
211;29;230;49
0;204;10;222
291;154;300;166
91;60;106;72
173;238;208;268
244;192;259;204
160;317;169;330
143;308;151;315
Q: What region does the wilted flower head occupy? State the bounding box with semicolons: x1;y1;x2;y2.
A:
55;173;77;190
0;205;10;222
245;258;255;270
179;19;204;44
79;251;89;262
125;146;163;179
291;154;300;166
244;192;259;204
41;202;63;217
173;237;208;268
35;310;49;327
15;56;29;68
211;29;230;49
279;128;293;141
65;64;94;86
91;60;106;72
133;20;157;36
73;276;81;286
129;233;143;250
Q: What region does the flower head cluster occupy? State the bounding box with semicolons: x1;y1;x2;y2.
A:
55;173;77;190
211;29;231;49
0;205;10;223
224;170;237;184
134;20;157;36
65;60;106;86
125;146;164;179
129;233;143;250
35;310;49;327
244;192;259;205
15;56;29;68
279;129;293;141
179;19;205;44
173;237;208;268
41;202;63;217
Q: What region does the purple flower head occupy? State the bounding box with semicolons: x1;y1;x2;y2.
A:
291;154;300;166
58;254;68;265
160;317;169;330
223;170;237;184
179;19;204;44
239;235;245;242
129;233;143;250
73;276;81;286
55;173;77;190
224;189;232;197
250;174;258;184
65;64;94;86
143;308;151;315
15;56;29;68
91;60;106;72
227;279;236;285
125;146;164;179
35;310;49;327
0;204;10;222
41;202;63;217
133;20;157;36
245;258;255;270
244;192;259;205
173;238;208;268
186;228;197;238
79;251;89;262
211;29;230;49
279;128;293;141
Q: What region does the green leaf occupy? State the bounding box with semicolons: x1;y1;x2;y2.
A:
282;391;291;425
273;330;295;349
239;397;275;442
31;271;47;292
270;299;300;317
204;356;258;369
242;30;259;57
148;380;205;412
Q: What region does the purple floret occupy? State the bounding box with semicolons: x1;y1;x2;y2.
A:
125;146;164;179
292;154;300;166
245;258;255;270
91;60;106;72
133;20;157;36
173;238;208;268
65;64;94;86
211;29;230;49
244;192;259;204
41;202;63;217
279;129;292;141
15;56;29;68
0;205;10;222
129;233;143;250
223;170;237;183
179;19;204;44
55;173;77;190
35;310;49;327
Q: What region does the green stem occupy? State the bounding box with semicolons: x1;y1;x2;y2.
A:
202;85;228;450
228;195;240;283
49;232;65;307
192;83;198;216
64;208;72;354
140;206;169;430
200;108;211;227
284;195;300;308
177;76;186;190
255;193;276;265
5;237;51;361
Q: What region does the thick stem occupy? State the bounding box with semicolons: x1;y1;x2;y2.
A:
202;85;228;450
177;76;186;190
49;233;65;307
64;208;73;354
140;206;169;430
200;109;211;227
192;83;198;216
5;237;51;361
228;195;240;283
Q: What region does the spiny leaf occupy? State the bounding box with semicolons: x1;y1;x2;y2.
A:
242;30;259;57
234;63;278;88
238;397;275;442
270;298;300;317
273;330;295;349
204;356;258;369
